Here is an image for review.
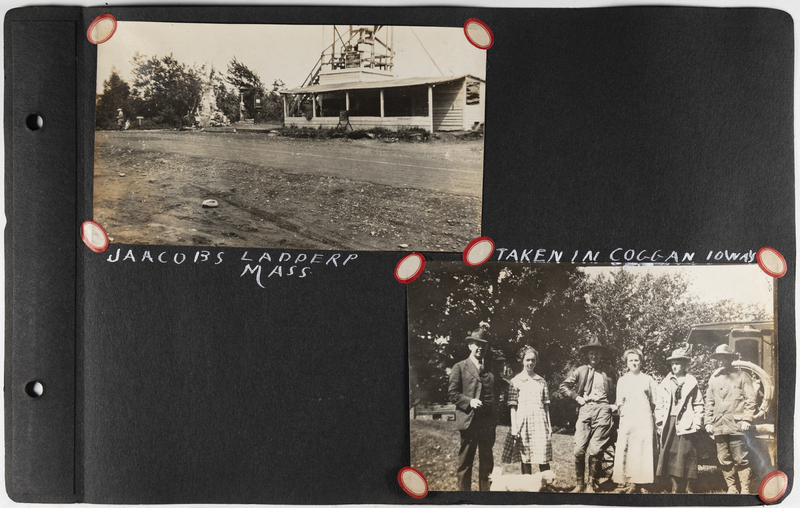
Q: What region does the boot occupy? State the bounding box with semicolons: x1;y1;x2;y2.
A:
737;468;752;495
571;457;586;493
721;466;738;494
521;463;532;475
586;457;600;493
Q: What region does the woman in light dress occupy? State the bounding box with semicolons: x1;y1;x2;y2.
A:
507;345;553;474
612;348;658;493
655;349;704;493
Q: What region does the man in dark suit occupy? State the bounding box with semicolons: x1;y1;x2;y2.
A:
448;328;496;491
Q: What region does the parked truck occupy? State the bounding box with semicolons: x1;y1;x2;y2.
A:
686;321;777;471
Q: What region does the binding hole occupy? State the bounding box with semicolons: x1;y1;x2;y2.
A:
24;380;44;398
25;114;43;131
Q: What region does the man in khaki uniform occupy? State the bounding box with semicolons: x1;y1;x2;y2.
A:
559;338;617;493
704;344;757;494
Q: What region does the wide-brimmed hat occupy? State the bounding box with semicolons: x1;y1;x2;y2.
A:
708;344;738;361
465;328;489;345
666;348;692;363
579;338;608;353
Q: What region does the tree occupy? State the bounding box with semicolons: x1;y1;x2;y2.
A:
96;69;131;129
225;58;286;121
225;57;266;120
130;52;205;128
581;270;698;375
408;264;771;431
407;263;590;417
581;268;771;393
259;79;287;121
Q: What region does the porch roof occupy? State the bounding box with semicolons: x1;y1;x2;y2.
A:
280;74;484;95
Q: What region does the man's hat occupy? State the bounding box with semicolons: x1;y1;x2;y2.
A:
579;337;608;353
666;348;692;363
708;344;738;361
465;328;489;345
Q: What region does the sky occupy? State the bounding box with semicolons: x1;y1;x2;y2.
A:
580;264;775;316
96;22;487;94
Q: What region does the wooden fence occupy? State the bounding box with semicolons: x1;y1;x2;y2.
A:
410;404;456;421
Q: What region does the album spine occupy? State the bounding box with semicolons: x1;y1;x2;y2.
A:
4;7;83;503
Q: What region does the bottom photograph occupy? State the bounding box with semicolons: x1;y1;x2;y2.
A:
407;262;777;494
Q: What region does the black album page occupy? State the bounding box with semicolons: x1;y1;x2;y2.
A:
4;4;795;506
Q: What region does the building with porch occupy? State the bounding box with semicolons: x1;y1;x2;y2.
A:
279;26;485;133
280;73;485;132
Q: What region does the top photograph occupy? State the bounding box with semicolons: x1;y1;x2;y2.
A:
93;22;487;251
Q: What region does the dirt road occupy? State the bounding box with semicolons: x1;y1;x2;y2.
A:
93;131;483;251
101;131;483;197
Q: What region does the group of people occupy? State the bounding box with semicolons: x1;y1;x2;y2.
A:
447;328;758;494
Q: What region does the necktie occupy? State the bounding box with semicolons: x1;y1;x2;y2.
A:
584;366;595;398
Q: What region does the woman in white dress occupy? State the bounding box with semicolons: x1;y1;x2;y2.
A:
507;345;553;474
612;348;658;493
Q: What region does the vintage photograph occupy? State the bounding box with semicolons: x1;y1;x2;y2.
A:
94;23;486;251
407;262;777;494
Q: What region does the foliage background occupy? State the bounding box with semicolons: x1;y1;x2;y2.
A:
407;262;771;431
96;55;285;129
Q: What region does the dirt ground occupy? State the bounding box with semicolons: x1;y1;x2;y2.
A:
93;131;483;251
410;420;730;494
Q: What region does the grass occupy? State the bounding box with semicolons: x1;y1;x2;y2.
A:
410;419;737;494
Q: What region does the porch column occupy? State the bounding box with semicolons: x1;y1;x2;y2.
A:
428;85;434;133
282;95;288;121
312;94;316;118
380;89;385;117
345;91;350;111
462;79;468;130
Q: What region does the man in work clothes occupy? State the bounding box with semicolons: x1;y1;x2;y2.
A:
704;344;757;494
560;338;617;493
448;328;497;491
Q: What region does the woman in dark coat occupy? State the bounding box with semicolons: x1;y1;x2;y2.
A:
655;349;704;493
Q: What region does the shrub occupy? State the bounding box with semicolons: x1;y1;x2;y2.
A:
276;125;432;142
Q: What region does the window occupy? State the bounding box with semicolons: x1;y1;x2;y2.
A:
466;82;481;105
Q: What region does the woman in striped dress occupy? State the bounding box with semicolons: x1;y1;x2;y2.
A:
507;345;553;474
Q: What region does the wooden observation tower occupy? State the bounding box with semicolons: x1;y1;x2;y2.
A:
301;26;395;88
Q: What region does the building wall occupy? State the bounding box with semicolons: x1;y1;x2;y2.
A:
463;81;485;130
432;79;465;131
284;116;430;131
318;69;395;85
283;78;484;132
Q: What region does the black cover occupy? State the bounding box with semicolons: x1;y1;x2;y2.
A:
5;5;795;505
